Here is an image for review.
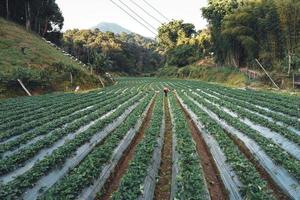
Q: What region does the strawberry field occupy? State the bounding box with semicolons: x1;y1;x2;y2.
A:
0;78;300;200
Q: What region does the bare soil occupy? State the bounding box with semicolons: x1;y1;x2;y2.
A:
175;94;228;200
98;96;157;200
227;133;289;200
154;97;173;200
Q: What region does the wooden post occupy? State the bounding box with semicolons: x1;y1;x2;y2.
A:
17;79;32;96
98;76;105;88
232;58;238;69
288;54;291;75
70;72;73;84
293;73;295;90
255;59;280;89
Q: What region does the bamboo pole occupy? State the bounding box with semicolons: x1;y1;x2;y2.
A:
98;76;105;88
255;59;280;89
17;79;32;96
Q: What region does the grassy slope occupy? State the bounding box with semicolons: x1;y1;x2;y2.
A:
0;18;104;98
158;65;247;87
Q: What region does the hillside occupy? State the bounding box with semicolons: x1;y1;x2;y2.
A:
92;22;131;34
0;18;109;98
158;65;247;87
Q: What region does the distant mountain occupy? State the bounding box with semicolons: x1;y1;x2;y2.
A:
92;22;131;34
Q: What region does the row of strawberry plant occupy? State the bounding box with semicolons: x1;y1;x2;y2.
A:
0;90;114;135
0;86;124;131
0;84;125;124
205;85;300;118
202;88;300;131
179;80;300;110
112;94;164;199
0;91;143;199
0;91;123;146
40;94;153;199
186;92;300;182
0;80;126;113
222;86;300;110
177;91;274;199
0;93;140;175
0;92;77;113
0;91;98;124
169;93;209;199
196;90;300;146
220;87;299;111
179;81;300;119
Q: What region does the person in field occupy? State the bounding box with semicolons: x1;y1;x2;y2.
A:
163;87;170;97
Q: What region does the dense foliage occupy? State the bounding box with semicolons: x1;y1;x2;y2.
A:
0;0;63;42
61;30;163;74
157;20;212;67
202;0;300;72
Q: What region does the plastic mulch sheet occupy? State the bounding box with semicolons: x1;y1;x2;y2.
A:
177;95;243;200
188;96;300;199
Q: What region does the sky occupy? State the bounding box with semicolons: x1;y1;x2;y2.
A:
56;0;208;38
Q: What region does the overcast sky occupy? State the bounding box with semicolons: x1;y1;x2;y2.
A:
56;0;208;37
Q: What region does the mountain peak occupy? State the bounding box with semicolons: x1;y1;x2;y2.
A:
92;22;131;34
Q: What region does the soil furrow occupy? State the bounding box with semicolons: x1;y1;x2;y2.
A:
99;96;157;200
175;94;228;200
227;133;289;200
154;97;173;200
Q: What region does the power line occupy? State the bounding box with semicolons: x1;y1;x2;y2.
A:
142;0;170;22
117;0;157;32
109;0;157;35
128;0;164;24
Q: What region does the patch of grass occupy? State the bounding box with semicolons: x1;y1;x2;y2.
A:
158;65;247;87
0;18;105;98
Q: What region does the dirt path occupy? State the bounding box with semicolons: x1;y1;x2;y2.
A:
227;133;289;200
99;97;156;200
175;94;228;200
154;97;173;200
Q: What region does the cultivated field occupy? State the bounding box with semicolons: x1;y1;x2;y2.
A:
0;78;300;200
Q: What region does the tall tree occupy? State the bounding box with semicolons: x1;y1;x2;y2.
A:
275;0;300;56
5;0;9;19
25;0;31;30
202;0;242;64
221;0;283;67
157;20;196;50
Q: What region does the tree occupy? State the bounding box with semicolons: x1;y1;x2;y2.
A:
157;20;196;50
61;29;163;74
166;45;199;67
0;0;64;42
5;0;9;19
275;0;300;57
202;0;242;64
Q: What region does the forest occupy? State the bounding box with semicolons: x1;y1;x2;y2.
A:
61;30;163;74
201;0;300;73
0;0;63;42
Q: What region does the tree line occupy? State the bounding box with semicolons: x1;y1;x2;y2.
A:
201;0;300;73
157;20;212;67
0;0;63;41
62;29;163;74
